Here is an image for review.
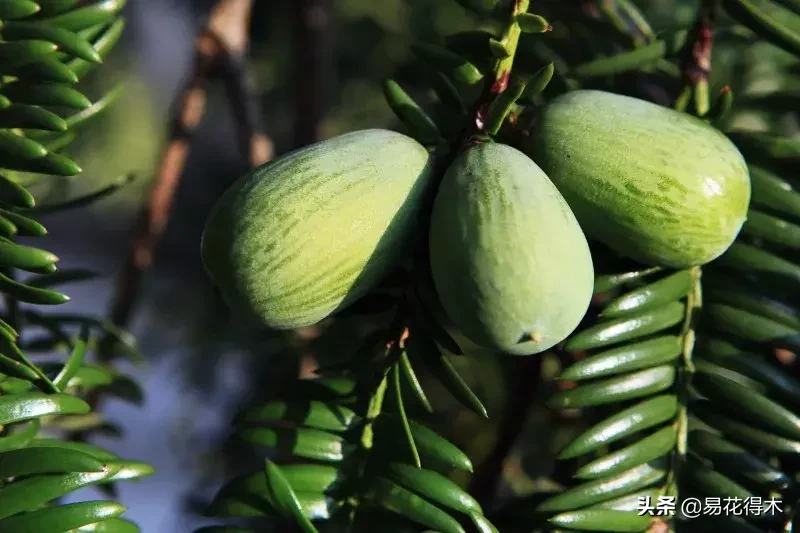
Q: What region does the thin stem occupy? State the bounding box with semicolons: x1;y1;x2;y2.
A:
493;4;526;89
420;0;536;243
681;273;701;371
676;0;717;115
470;0;530;136
221;53;273;167
667;266;701;498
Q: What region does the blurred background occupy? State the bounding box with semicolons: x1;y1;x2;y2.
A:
42;0;797;530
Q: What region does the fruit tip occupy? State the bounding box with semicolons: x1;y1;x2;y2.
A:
518;330;542;344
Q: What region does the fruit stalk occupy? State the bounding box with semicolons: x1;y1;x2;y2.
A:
471;0;530;135
416;0;538;258
425;0;537;218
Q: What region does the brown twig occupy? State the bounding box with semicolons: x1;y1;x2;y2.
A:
211;0;272;166
103;0;271;347
680;0;716;88
675;0;717;114
468;0;529;139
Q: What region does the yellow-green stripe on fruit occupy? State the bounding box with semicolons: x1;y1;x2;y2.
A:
429;143;593;356
201;129;435;329
529;90;751;268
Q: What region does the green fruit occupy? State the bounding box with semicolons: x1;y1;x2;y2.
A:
201;129;434;329
529;90;751;268
429;142;593;356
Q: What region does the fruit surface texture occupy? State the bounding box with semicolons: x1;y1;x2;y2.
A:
429;142;594;355
530;90;751;268
202;129;434;329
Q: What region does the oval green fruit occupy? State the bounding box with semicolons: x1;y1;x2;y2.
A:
201;129;434;329
429;143;593;356
529;90;751;268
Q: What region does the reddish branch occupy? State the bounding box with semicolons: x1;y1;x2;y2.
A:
104;0;271;340
467;0;537;141
680;1;717;87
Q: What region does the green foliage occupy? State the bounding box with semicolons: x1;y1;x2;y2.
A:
502;1;800;532
203;0;800;532
0;1;151;531
202;338;498;532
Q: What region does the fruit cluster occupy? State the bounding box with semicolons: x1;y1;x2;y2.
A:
202;90;750;357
